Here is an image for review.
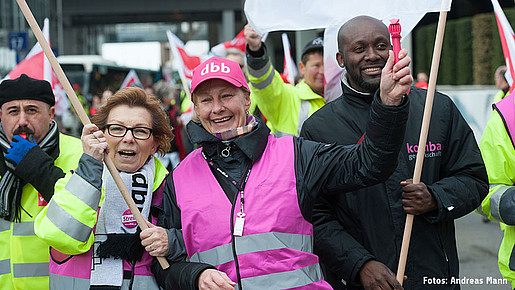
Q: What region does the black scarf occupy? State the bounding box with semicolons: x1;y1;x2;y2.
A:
0;120;59;222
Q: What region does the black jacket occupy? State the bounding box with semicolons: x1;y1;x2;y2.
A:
151;92;410;290
300;77;488;289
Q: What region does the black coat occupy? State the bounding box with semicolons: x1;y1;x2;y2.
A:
300;80;488;290
151;92;410;290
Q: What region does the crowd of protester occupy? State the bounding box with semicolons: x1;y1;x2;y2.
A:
1;14;514;290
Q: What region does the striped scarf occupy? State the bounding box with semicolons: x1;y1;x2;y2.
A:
213;115;257;141
0;120;59;222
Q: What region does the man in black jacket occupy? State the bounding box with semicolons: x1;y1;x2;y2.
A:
300;16;488;290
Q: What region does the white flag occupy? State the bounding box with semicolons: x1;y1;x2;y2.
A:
245;0;452;101
120;69;142;89
491;0;515;93
282;33;298;85
166;31;201;86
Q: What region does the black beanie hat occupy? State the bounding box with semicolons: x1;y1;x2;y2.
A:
0;74;55;107
301;37;324;59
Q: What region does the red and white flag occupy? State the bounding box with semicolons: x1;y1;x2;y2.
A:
166;31;200;124
166;31;201;86
2;18;69;116
210;29;247;57
281;33;298;84
120;69;143;89
245;0;452;102
492;0;515;93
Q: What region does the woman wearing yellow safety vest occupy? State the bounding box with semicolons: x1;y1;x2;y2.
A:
34;87;173;289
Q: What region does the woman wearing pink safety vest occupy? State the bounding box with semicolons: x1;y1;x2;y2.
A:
146;54;413;289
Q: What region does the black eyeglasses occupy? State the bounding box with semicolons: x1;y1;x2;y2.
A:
106;124;153;140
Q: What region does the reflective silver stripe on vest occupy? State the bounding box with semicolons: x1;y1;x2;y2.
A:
0;259;10;275
12;221;35;236
0;218;10;232
297;100;311;135
476;204;485;216
50;273;159;290
50;273;89;290
250;69;275;90
490;183;503;190
247;61;272;78
241;263;323;289
64;174;101;210
45;200;92;243
489;185;511;222
12;262;48;278
274;130;295;138
124;275;160;290
190;232;312;266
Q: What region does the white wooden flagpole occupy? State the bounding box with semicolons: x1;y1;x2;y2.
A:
396;6;449;284
15;0;169;269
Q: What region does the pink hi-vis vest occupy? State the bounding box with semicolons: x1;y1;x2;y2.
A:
173;135;332;289
494;92;515;149
47;181;165;289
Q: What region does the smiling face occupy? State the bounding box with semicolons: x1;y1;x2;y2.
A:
0;99;54;143
337;16;391;94
299;51;325;95
105;105;158;173
193;79;251;134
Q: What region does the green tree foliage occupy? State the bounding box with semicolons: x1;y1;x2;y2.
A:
414;8;515;85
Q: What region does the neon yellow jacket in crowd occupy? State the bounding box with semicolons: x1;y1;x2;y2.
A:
0;133;82;290
248;59;325;137
479;95;515;285
34;157;168;256
34;156;167;289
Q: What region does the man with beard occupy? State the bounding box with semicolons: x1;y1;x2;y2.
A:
0;74;82;289
300;16;488;289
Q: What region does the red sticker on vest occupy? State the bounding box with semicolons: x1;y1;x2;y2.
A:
121;209;137;228
38;192;48;206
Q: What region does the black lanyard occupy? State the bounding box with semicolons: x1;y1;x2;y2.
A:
201;150;252;217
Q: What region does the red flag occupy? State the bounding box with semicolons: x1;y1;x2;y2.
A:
492;0;515;93
210;29;246;57
2;18;69;116
166;31;201;85
166;31;199;124
120;69;143;89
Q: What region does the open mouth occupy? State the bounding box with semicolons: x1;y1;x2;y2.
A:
119;150;136;158
213;116;232;123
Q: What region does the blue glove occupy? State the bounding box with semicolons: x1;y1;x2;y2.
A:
5;135;37;165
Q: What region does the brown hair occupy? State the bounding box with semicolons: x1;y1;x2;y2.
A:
91;87;173;155
301;49;323;65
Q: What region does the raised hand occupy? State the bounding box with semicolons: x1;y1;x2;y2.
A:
81;124;109;162
379;49;412;106
244;24;263;52
5;135;37;165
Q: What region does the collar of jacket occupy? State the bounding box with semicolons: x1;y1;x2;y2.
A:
297;80;325;101
186;117;271;163
340;69;375;109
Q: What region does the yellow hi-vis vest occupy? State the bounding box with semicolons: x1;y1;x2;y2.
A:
479;94;515;286
0;133;82;290
248;60;325;137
